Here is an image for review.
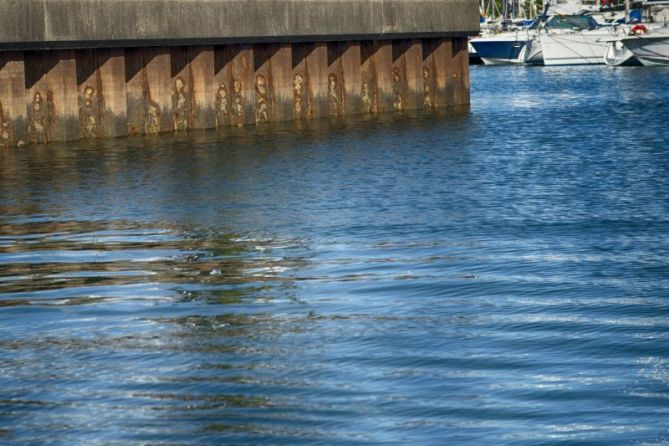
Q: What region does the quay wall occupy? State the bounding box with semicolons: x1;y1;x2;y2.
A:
0;1;479;146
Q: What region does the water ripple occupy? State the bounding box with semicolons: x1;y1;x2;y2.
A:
1;66;668;445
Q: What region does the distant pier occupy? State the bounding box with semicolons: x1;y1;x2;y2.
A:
0;0;479;145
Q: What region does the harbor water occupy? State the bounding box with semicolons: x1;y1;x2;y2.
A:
1;66;668;445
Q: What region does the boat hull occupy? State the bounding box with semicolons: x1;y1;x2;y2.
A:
623;33;669;66
479;57;526;65
540;30;612;65
521;39;544;65
604;40;641;66
468;41;483;65
469;38;528;65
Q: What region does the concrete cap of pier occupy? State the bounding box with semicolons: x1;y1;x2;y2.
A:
0;0;480;50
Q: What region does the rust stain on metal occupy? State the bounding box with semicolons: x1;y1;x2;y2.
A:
47;92;55;140
141;69;161;135
423;66;433;109
231;79;244;127
29;91;54;144
305;68;314;119
0;100;12;148
392;67;403;111
79;85;99;138
327;73;341;116
292;73;304;117
254;74;268;124
172;76;190;132
361;81;373;113
360;42;379;114
78;57;105;139
215;82;229;127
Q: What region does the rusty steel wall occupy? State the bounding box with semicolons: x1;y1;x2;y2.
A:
0;38;470;146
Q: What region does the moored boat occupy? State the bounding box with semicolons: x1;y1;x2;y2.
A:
537;15;614;65
540;28;616;65
620;27;669;66
469;30;534;65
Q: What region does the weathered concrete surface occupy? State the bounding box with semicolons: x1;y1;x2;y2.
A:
0;0;479;50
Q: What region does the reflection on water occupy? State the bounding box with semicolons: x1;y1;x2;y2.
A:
1;67;669;445
0;220;306;306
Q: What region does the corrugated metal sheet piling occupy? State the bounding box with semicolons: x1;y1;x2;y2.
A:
0;0;479;145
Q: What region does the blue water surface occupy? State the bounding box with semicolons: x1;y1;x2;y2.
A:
1;65;668;445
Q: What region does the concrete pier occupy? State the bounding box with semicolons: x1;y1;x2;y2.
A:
0;0;479;146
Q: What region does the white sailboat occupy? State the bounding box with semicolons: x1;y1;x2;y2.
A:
540;29;615;65
536;15;615;65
